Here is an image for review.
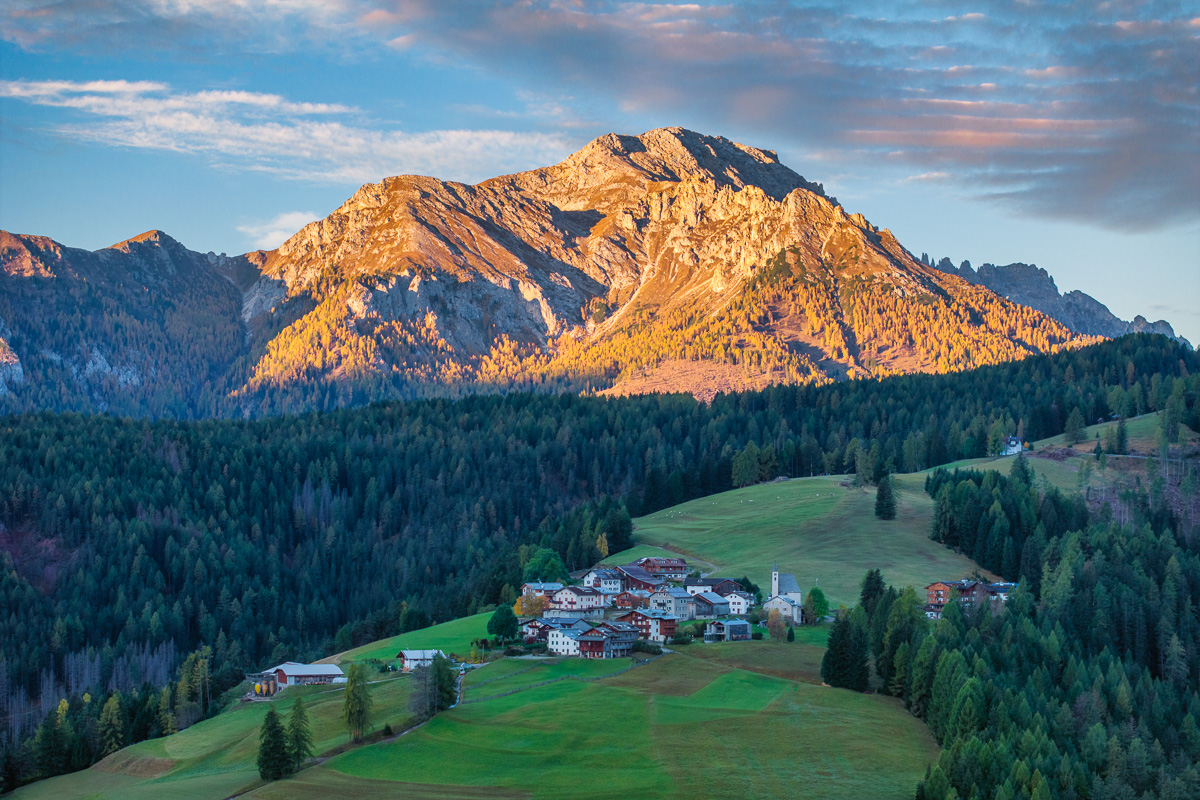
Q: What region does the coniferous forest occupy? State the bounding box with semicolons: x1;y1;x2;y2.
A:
0;333;1197;790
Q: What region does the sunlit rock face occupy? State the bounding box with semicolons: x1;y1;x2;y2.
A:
1;127;1136;412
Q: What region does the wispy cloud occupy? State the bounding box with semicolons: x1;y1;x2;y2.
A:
236;210;319;249
0;79;575;184
3;1;1197;231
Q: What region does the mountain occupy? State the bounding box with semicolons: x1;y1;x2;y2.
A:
0;127;1147;416
930;259;1190;348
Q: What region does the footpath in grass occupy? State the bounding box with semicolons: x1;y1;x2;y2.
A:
303;653;937;800
630;475;988;607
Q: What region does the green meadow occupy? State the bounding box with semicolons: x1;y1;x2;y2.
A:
264;653;937;800
327;612;492;666
628;473;991;607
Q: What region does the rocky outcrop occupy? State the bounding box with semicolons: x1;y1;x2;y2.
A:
0;127;1186;415
934;260;1190;348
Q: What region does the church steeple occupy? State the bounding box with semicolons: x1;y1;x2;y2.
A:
771;562;779;598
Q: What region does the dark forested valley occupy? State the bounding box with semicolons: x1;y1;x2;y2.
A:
0;333;1197;790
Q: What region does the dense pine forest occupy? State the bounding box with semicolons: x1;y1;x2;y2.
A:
822;458;1200;800
0;333;1196;788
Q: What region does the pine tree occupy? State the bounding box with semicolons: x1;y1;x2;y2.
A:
98;694;125;757
786;626;795;642
874;474;896;519
257;706;291;781
343;663;373;742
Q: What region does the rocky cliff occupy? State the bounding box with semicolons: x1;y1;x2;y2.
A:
0;127;1174;416
933;260;1189;347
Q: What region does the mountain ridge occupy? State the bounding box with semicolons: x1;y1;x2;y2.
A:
0;126;1180;416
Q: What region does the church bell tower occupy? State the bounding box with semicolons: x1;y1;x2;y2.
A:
771;562;779;598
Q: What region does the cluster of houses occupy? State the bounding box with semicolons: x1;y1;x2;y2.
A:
924;579;1018;619
518;557;805;658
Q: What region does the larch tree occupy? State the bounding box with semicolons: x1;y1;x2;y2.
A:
97;694;125;757
342;663;373;743
767;609;786;643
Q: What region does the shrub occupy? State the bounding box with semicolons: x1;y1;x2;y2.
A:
633;641;662;654
751;632;764;640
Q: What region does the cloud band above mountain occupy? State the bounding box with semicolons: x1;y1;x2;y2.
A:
3;1;1197;230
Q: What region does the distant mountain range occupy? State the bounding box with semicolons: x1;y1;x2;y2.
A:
0;127;1183;417
928;259;1187;347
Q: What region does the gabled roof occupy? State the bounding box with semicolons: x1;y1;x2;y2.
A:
557;585;600;596
765;595;799;607
616;565;664;584
267;662;345;676
776;572;802;595
693;591;729;604
685;577;740;588
397;650;443;661
523;582;564;592
653;587;692;599
724;590;754;601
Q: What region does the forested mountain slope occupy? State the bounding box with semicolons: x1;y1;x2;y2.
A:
0;127;1127;417
0;335;1193;765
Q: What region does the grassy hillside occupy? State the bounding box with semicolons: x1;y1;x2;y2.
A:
253;653;938;800
324;612;492;666
625;473;992;607
13;678;415;800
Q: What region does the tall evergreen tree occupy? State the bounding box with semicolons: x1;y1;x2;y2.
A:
342;663;373;742
256;706;290;781
874;474;896;519
859;569;886;616
820;612;850;687
844;609;872;692
287;697;314;772
487;605;518;642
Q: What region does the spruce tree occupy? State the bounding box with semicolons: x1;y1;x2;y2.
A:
33;714;66;779
287;697;314;772
257;706;290;781
786;626;795;642
820;612;849;687
343;663;373;742
845;610;872;692
874;474;896;520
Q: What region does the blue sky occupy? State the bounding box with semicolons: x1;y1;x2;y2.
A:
2;1;1197;342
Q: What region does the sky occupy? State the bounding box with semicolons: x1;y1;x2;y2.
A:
1;0;1197;343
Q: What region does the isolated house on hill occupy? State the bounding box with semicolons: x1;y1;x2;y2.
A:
398;650;445;672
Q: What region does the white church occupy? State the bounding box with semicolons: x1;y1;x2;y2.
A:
762;562;805;624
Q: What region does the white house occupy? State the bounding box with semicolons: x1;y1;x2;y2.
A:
763;595;802;625
581;568;623;593
1002;437;1024;456
724;591;755;616
552;585;604;611
264;662;346;687
398;650;445;672
548;628;583;656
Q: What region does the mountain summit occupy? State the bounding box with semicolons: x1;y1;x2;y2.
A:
0;127;1173;415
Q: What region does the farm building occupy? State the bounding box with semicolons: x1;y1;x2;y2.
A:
255;662;346;689
704;620;752;643
691;591;731;618
398;650;445;672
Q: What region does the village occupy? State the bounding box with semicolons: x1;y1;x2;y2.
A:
245;557;1021;698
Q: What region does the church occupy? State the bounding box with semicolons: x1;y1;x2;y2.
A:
762;562;804;624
